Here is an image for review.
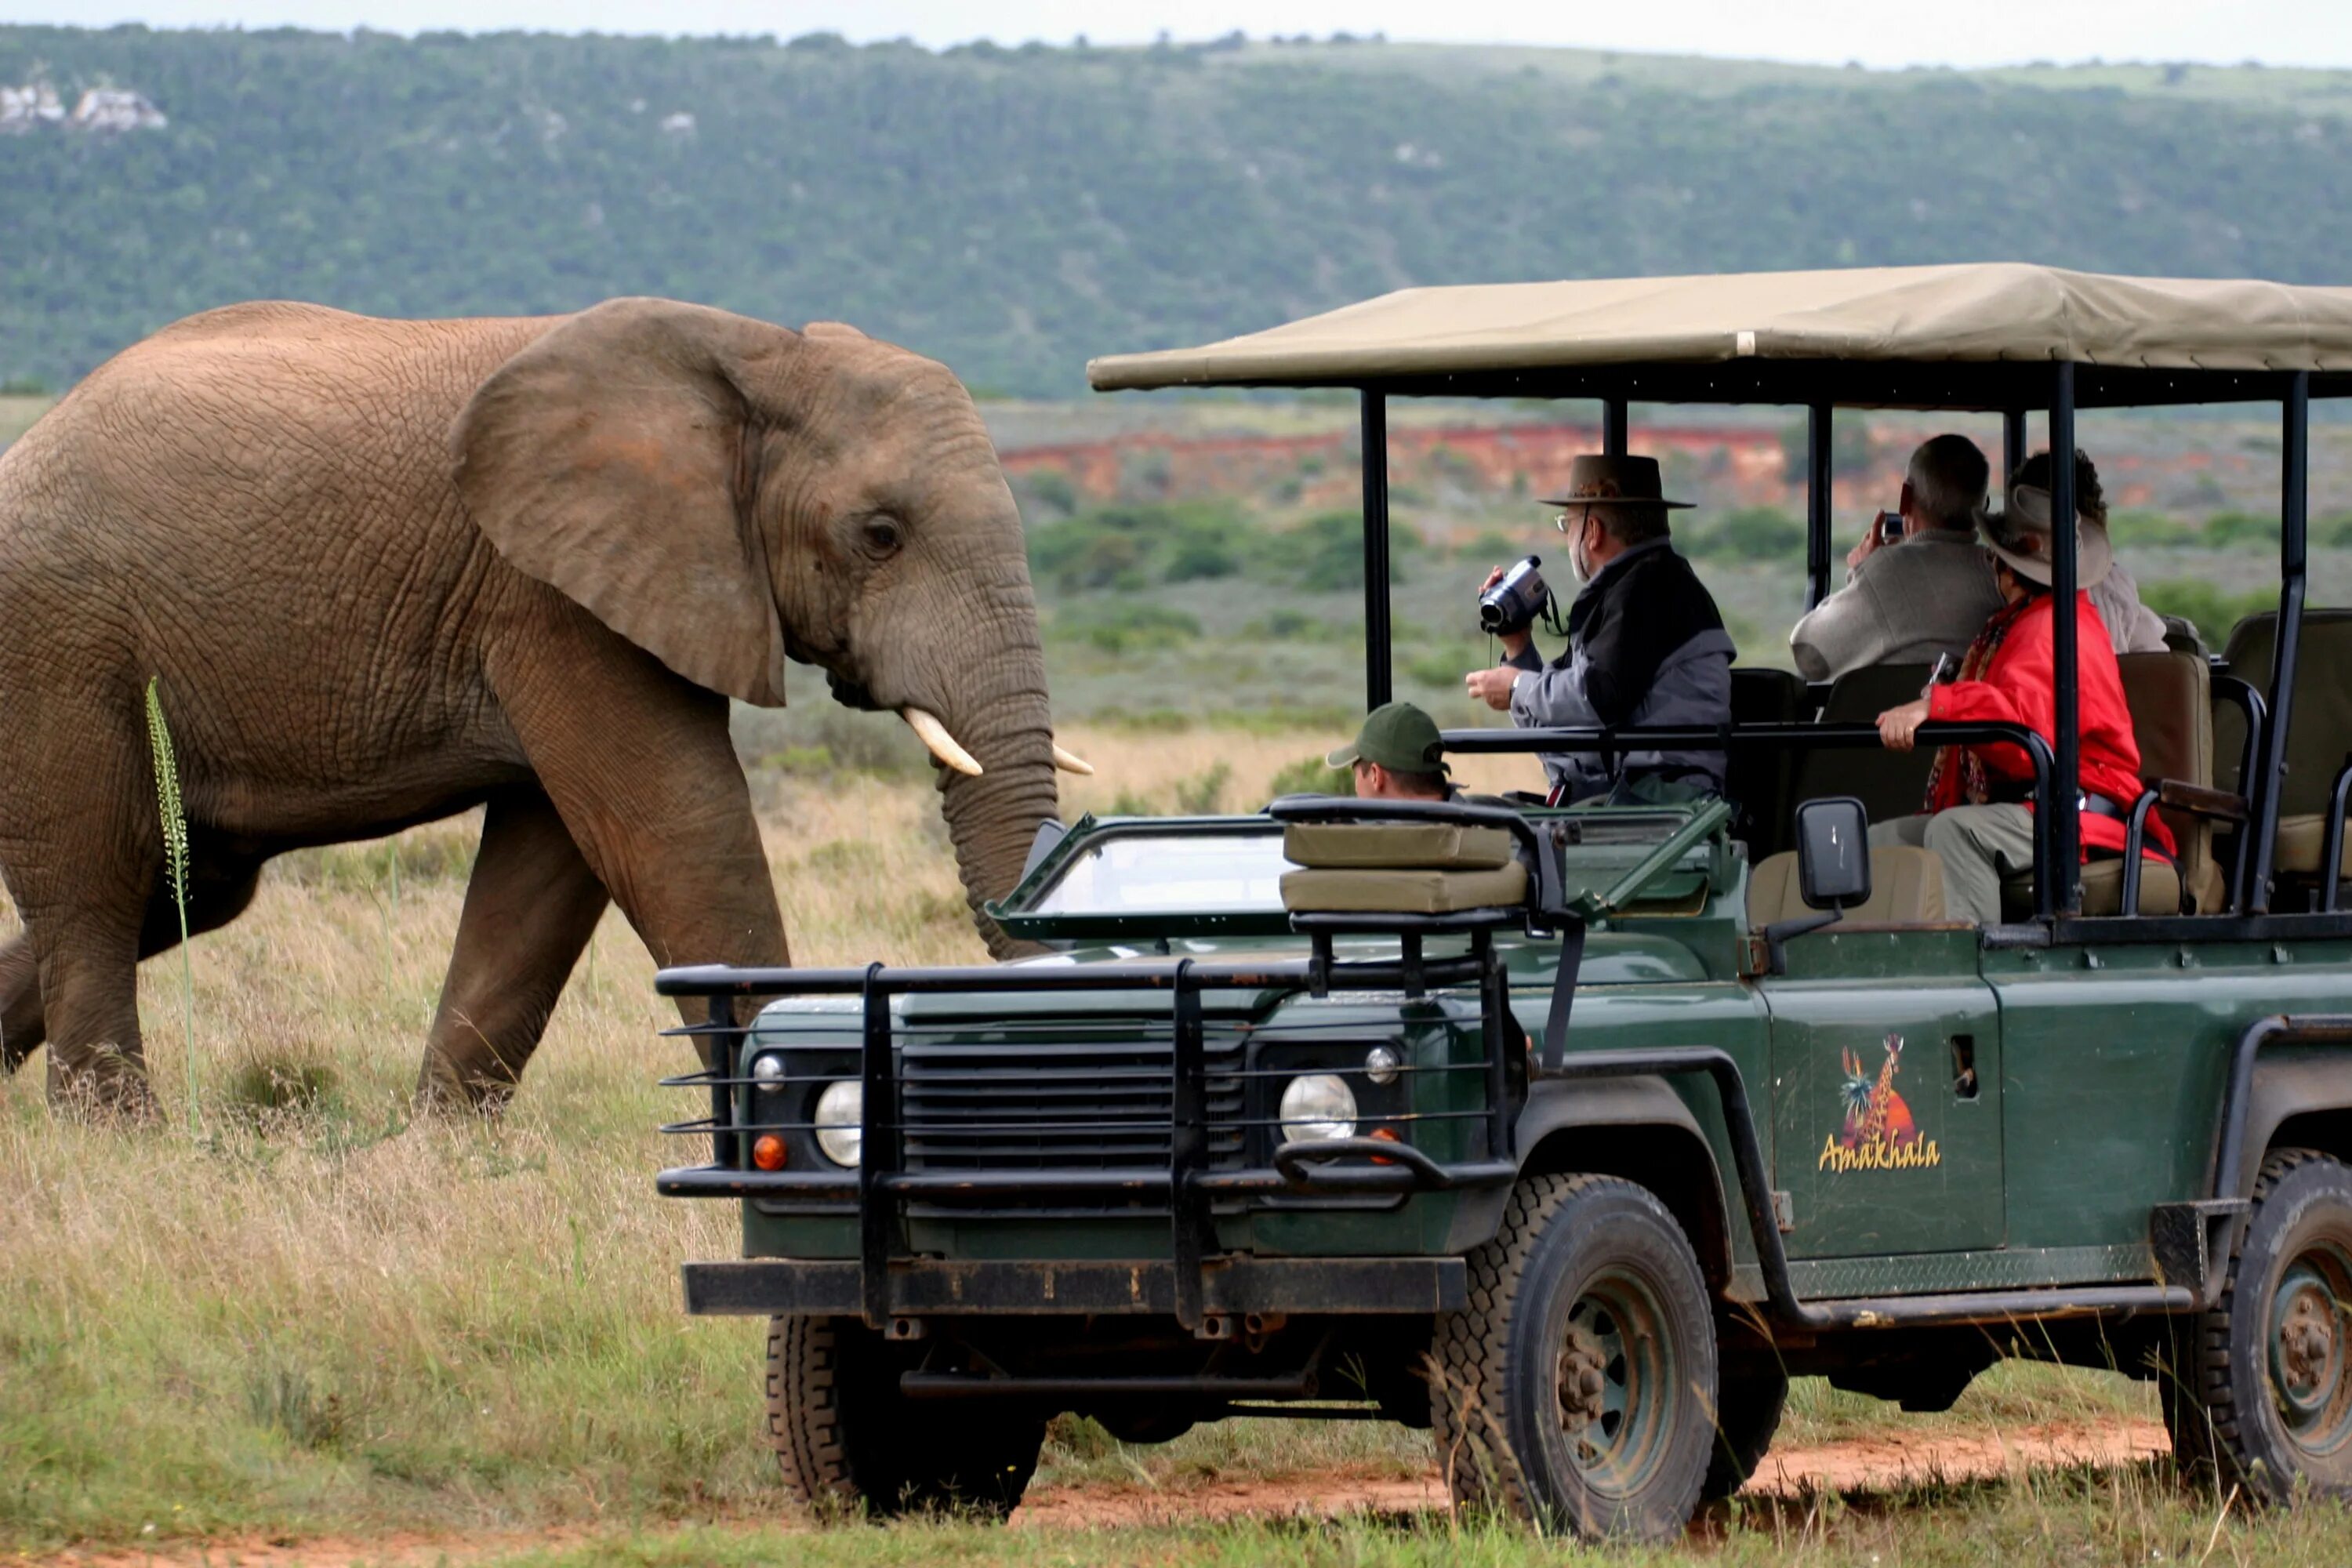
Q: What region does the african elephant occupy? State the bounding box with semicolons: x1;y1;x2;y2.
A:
0;296;1081;1112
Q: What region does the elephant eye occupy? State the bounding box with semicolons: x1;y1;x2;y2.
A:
862;517;903;556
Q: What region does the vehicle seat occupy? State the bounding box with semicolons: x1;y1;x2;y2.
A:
1747;847;1946;927
1994;651;2209;918
1279;822;1529;915
2216;610;2352;884
1728;666;1807;860
1789;663;1936;827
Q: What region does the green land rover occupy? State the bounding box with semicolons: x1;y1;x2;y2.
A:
652;265;2352;1540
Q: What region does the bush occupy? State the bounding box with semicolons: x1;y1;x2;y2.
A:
1269;755;1354;800
1263;510;1425;591
2103;510;2197;548
1052;601;1203;654
2204;510;2281;547
1689;506;1805;561
2139;579;2275;645
1029;499;1249;593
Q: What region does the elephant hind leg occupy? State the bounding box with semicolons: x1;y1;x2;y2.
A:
0;844;265;1080
416;787;610;1114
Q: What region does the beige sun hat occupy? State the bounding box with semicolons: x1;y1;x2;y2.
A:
1984;483;2113;590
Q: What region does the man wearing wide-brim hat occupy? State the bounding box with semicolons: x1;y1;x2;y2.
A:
1867;492;2174;924
1464;455;1735;804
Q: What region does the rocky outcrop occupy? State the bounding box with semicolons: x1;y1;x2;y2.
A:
1;82;167;133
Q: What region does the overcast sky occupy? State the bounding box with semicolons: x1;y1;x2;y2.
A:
4;0;2349;71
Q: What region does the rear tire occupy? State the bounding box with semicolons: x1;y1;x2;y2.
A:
1431;1174;1717;1541
1700;1358;1788;1502
766;1316;1044;1520
2163;1149;2352;1504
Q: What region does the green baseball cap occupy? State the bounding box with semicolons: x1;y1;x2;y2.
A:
1326;702;1451;776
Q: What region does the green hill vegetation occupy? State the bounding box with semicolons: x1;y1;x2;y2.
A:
3;26;2351;394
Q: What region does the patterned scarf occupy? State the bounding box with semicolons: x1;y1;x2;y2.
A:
1922;596;2032;813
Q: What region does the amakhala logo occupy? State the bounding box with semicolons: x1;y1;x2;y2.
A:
1820;1033;1942;1172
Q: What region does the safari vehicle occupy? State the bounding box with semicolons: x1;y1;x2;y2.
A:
652;266;2352;1540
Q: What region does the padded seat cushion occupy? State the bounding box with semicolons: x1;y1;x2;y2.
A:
1747;848;1947;927
1999;855;2183;918
1282;822;1515;870
2276;815;2327;875
1280;863;1529;915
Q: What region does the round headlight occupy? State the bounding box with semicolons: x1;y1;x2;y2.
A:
747;1051;788;1091
1363;1045;1403;1087
813;1080;864;1167
1279;1073;1358;1142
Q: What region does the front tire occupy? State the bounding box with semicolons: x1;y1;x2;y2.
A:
767;1316;1044;1520
2165;1149;2352;1504
1701;1356;1788;1502
1432;1174;1718;1541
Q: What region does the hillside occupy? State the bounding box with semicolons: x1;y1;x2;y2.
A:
3;27;2351;396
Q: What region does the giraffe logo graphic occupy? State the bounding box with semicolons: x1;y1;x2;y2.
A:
1820;1033;1942;1172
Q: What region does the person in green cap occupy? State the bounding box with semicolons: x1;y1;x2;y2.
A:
1326;701;1452;800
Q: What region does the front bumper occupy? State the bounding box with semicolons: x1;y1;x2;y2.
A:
682;1255;1467;1317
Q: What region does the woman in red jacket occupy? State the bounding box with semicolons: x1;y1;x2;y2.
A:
1870;483;2173;925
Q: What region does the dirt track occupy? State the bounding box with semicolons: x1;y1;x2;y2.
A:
33;1418;2169;1566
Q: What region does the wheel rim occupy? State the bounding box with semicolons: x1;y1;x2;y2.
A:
1556;1265;1675;1498
2267;1241;2352;1459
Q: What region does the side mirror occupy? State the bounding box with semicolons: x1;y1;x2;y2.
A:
1795;796;1871;910
1763;797;1872;975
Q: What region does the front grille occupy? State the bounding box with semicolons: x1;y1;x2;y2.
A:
898;1026;1244;1174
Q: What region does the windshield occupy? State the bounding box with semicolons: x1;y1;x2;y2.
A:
1028;828;1294;915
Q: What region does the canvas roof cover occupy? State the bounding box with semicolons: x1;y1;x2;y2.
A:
1086;263;2352;391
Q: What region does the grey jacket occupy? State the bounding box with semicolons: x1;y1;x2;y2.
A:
1506;537;1737;800
1788;530;2004;683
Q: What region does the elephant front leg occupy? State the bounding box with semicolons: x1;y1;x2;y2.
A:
416;787;612;1112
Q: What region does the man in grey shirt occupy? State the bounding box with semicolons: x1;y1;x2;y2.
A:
1788;434;2004;682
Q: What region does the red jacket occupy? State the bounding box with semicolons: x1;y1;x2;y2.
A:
1926;592;2174;860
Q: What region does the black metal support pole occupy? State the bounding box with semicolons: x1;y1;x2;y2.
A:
1806;402;1834;608
857;963;898;1329
2049;363;2082;914
706;995;737;1171
2249;371;2311;914
1602;397;1628;457
1169;961;1208;1331
2002;408;2028;490
1359;389;1392;711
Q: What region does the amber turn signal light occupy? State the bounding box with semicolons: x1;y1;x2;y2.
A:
1368;1126;1401;1166
752;1134;788;1171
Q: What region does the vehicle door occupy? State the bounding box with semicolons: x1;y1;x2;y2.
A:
1760;927;2003;1259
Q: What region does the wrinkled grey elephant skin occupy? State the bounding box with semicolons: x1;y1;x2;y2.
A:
0;299;1060;1113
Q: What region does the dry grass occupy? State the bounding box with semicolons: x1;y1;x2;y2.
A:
0;720;2321;1562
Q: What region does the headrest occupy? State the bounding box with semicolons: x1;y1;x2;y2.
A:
1282;822;1515;871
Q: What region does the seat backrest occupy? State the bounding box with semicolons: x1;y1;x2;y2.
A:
1789;663;1936;828
2117;650;2215;906
1727;666;1807;860
2217;610;2352;816
1747;846;1947;927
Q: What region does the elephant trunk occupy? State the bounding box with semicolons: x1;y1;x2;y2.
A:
927;623;1059;960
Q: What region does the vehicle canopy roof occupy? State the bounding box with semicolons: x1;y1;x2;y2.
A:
1088;263;2352;402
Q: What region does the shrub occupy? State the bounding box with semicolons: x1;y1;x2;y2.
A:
2204;510;2280;547
1269;755;1354;800
1689;506;1805;561
2104;509;2197;548
1051;601;1203;654
1264;510;1425;591
1171;761;1232;815
2140;579;2274;645
1028;499;1249;593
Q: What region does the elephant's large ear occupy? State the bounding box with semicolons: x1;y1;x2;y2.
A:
452;297;794;706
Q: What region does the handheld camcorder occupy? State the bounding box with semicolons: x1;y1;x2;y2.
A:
1478;555;1552;635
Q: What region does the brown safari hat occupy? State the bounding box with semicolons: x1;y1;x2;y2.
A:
1985;483;2113;590
1539;454;1694;512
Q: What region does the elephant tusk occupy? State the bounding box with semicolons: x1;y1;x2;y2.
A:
1052;743;1094;776
902;708;983;776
